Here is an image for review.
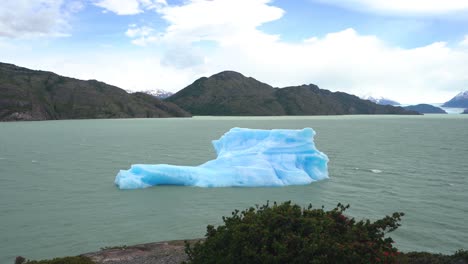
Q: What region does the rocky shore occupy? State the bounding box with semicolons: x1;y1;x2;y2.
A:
80;239;201;264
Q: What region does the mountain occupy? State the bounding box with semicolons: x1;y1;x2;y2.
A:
463;109;468;114
362;96;400;106
167;71;283;115
166;71;417;116
442;91;468;108
0;62;190;121
403;104;447;114
129;89;174;99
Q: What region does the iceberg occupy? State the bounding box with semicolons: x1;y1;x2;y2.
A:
115;127;328;189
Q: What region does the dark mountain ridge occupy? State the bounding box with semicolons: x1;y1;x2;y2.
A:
403;104;447;114
168;71;282;115
0;62;190;121
167;71;417;116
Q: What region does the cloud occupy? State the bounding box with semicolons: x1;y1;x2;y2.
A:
94;0;142;15
158;0;283;44
68;1;85;13
461;35;468;46
93;0;166;15
160;44;206;69
125;25;159;46
126;0;283;68
0;0;74;38
312;0;468;15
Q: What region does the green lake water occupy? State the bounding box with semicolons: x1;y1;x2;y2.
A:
0;115;467;262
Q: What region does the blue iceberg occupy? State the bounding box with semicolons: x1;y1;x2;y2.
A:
115;128;328;189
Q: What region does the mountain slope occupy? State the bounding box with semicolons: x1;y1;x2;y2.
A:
404;104;447;114
442;91;468;108
0;62;190;121
167;71;416;116
167;71;285;115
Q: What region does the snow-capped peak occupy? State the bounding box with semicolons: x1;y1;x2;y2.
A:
361;95;400;106
127;89;174;99
454;90;468;99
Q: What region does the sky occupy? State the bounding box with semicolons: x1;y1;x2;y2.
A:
1;0;468;104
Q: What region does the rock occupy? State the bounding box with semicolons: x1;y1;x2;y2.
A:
81;239;202;264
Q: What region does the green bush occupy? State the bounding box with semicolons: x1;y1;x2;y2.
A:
185;201;404;264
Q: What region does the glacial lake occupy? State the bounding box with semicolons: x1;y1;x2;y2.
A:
1;115;467;262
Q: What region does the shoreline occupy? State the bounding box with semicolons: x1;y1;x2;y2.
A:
80;239;202;264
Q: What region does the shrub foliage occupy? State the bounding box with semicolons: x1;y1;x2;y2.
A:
185;201;404;264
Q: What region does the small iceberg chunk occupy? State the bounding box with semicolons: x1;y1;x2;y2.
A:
115;128;329;189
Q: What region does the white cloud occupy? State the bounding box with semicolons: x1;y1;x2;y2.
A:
0;0;72;38
94;0;166;15
67;0;85;13
161;44;206;69
158;0;283;44
94;0;142;15
461;35;468;46
125;25;159;46
313;0;468;15
126;0;283;68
